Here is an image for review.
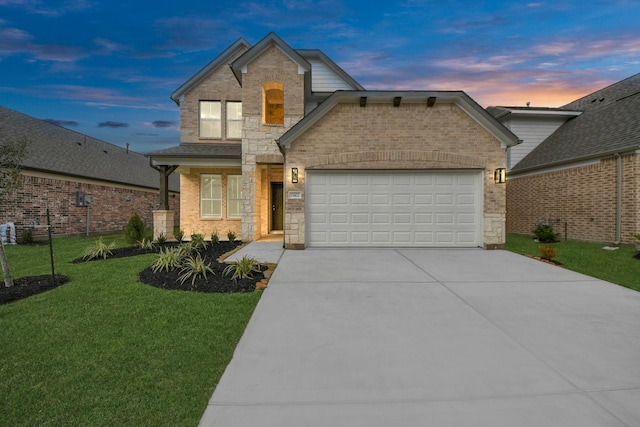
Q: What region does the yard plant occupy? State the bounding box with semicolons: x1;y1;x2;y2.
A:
224;255;261;282
0;234;261;426
82;236;116;260
506;233;640;292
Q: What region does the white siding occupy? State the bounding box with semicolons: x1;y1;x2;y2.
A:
506;116;569;169
309;59;354;92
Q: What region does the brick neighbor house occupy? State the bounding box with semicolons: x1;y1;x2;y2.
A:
489;72;640;244
0;106;179;239
147;32;519;249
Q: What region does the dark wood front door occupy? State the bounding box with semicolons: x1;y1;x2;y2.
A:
271;182;283;231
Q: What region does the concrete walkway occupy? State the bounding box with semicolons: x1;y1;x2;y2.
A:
201;248;640;426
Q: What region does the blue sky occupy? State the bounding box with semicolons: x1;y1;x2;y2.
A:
1;0;639;153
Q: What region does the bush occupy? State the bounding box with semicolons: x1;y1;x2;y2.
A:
227;230;237;242
83;237;116;260
155;232;167;245
223;256;261;282
178;253;214;287
152;247;183;273
174;229;184;243
190;233;207;249
538;246;556;260
137;238;155;250
21;227;34;244
211;230;220;244
533;222;558;243
125;213;146;245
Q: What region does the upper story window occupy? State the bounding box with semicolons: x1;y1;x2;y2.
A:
200;101;221;138
226;101;242;139
263;82;284;125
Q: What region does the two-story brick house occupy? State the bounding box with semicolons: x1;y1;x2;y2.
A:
148;32;519;249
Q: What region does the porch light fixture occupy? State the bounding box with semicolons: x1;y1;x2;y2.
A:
494;168;506;184
291;167;299;183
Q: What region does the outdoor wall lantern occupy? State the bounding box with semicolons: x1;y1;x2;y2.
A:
291;167;299;183
494;168;506;184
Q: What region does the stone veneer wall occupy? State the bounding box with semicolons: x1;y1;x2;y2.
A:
1;172;179;239
283;102;508;249
506;154;639;244
240;46;305;241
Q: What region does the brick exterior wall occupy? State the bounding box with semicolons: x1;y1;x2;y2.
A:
506;154;640;244
1;172;179;240
178;167;242;240
179;48;246;143
284;102;507;248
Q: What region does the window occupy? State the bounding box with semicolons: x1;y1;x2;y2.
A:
227;175;242;218
201;174;222;218
263;82;284;125
226;101;242;139
200;101;221;138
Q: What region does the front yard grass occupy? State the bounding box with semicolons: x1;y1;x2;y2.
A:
506;233;640;292
0;235;261;426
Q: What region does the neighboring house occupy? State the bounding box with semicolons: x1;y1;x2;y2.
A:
0;106;180;239
148;32;519;249
489;73;640;244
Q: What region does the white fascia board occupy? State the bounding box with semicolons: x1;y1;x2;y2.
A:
508;109;582;118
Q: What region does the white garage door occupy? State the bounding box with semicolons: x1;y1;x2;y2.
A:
306;170;482;247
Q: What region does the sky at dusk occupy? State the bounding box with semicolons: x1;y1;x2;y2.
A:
1;0;639;153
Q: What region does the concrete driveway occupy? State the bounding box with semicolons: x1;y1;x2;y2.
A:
200;248;640;426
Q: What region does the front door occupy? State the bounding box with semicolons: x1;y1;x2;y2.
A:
271;182;283;231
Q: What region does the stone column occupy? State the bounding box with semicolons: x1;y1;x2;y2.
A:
153;210;174;240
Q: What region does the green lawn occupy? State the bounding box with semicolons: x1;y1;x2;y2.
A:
0;235;261;426
506;233;640;292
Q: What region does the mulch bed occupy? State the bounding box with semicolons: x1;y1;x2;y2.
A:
138;242;267;293
2;241;267;305
0;275;70;305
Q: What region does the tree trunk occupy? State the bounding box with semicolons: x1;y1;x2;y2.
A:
0;239;13;287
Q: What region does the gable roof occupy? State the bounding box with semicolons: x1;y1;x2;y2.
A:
0;106;179;192
511;73;640;173
278;91;520;150
297;49;364;91
170;37;251;105
230;32;311;86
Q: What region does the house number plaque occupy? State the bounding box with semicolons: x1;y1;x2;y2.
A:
288;191;302;200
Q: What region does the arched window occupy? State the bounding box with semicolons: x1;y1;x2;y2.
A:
263;82;284;125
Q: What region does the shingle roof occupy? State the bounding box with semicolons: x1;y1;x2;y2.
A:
146;143;241;159
511;73;640;172
0;106;179;192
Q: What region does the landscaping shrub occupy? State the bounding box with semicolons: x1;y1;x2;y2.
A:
533;221;558;243
155;232;167;245
190;233;207;249
21;227;34;244
152;247;183;273
227;230;237;242
174;228;184;243
223;255;261;282
211;230;220;244
124;212;146;245
538;246;556;260
82;237;116;260
178;253;214;287
136;238;155;250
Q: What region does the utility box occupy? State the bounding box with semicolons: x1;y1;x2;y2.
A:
76;191;86;207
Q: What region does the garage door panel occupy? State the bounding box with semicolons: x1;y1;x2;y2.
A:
307;171;481;247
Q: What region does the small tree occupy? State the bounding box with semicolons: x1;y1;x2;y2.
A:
0;137;27;287
124;212;146;245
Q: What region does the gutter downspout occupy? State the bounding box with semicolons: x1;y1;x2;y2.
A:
615;153;622;245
